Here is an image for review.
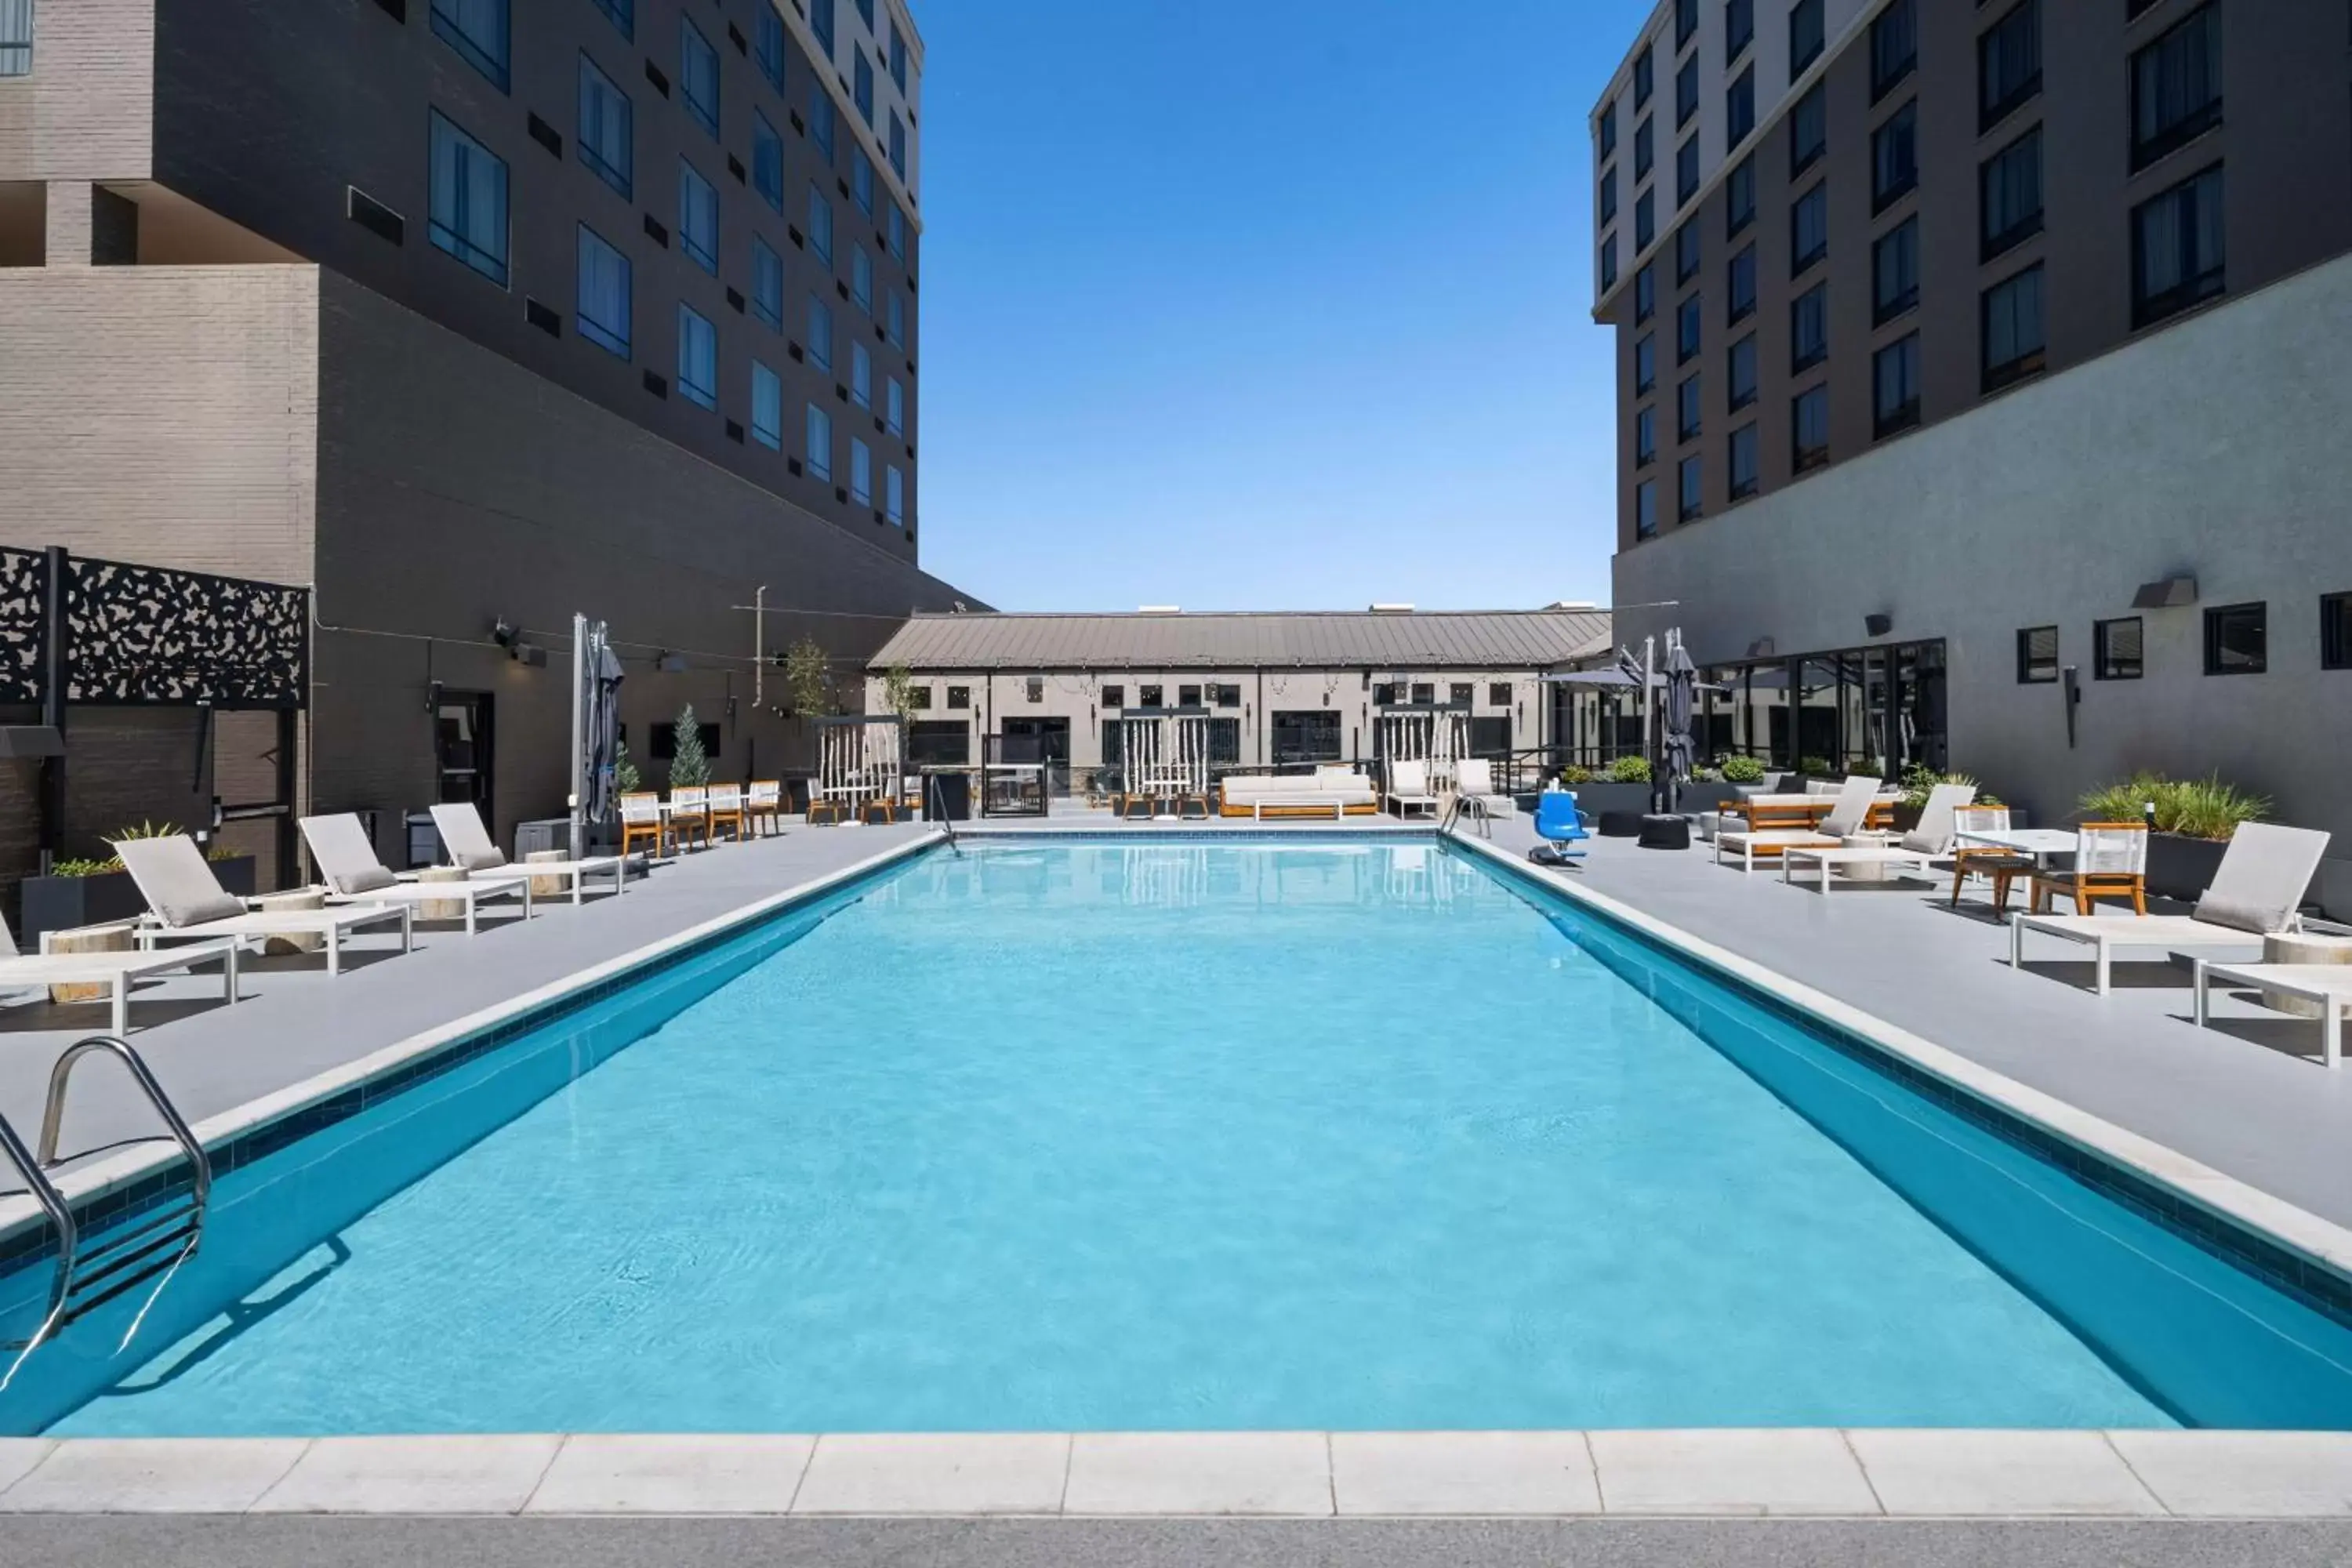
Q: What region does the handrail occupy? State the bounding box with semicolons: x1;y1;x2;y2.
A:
40;1037;212;1218
0;1114;78;1358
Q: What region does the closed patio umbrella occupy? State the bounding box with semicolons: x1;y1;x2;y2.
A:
584;630;626;827
1661;633;1699;813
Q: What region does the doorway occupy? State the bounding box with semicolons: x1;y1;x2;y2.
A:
434;691;494;823
998;717;1069;796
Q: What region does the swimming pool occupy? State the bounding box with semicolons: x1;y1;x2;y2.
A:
5;837;2351;1435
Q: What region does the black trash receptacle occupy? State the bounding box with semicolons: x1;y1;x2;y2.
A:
924;771;973;821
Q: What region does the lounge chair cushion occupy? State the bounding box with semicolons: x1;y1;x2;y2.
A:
112;835;248;930
300;813;400;895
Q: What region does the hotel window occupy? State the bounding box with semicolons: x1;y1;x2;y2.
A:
888;109;906;178
751;361;782;449
808;183;833;263
751;235;782;328
853;150;876;217
886;464;905;526
1727;66;1755;147
1600;239;1618;292
1635;115;1654;180
1635;333;1657;394
1633;42;1654;110
1790;85;1826;178
1791;282;1827;372
579;53;633;199
946;684;967;711
680;17;720;137
1635;479;1658;538
1599;98;1619;160
1675;223;1700;285
1600;165;1618;225
1676;53;1699;129
850;437;872;505
1635;405;1657;466
1728;244;1756;325
753;112;785;211
0;0;29;75
592;0;631;41
1728;423;1759;500
1789;0;1824;74
575;225;631;357
1678;373;1701;441
2204;603;2266;675
1102;685;1127;709
1871;0;1916;103
1981;263;2045;392
1726;155;1755;237
2094;617;2143;681
678;158;718;274
1791;385;1828;474
2132;164;2225;328
887;376;905;435
1791;183;1827;275
1679;455;1704;522
1873;334;1920;438
811;0;834;56
1139;684;1165;708
2016;626;2059;684
807;294;833;368
1980;128;2043;261
852;245;874;312
1979;0;2041;133
1676;134;1700;206
1728;334;1757;410
887;289;905;347
431;0;509;92
851;341;872;408
1872;101;1917;213
1635;263;1656;323
855;53;876;126
811;83;837;161
805;403;833;480
1675;0;1698;51
428;111;509;286
1448;682;1474;707
676;303;717;409
2321;593;2352;670
756;2;787;93
1678;293;1702;365
2131;5;2221;172
1726;0;1753;60
1874;217;1918;325
1635;188;1655;250
890;18;908;89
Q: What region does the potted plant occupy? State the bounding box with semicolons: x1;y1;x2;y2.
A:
2079;772;2272;902
1564;755;1657;818
19;822;256;944
1889;764;1998;833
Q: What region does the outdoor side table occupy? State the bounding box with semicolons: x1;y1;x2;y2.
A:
1840;829;1896;883
2260;933;2352;1018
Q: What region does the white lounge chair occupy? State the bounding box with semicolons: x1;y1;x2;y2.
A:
1454;758;1517;819
1715;774;1879;873
2192;962;2352;1069
1780;781;1976;895
1387;759;1440;819
299;813;531;936
2009;822;2331;995
428;803;626;902
114;834;412;977
2;910;240;1036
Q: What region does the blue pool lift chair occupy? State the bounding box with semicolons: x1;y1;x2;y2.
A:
1530;790;1592;869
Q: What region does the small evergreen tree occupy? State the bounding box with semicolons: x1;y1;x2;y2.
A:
668;702;711;788
612;737;642;793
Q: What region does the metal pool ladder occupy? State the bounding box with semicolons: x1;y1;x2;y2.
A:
0;1036;212;1358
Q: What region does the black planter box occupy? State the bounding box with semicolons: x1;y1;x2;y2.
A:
2145;833;2230;904
20;855;257;945
1561;781;1657;819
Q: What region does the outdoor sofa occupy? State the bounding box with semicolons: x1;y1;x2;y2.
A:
1217;768;1379;820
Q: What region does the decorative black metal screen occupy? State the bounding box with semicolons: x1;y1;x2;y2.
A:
0;546;308;710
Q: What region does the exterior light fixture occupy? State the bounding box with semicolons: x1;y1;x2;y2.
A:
1864;613;1893;637
2130;575;2198;609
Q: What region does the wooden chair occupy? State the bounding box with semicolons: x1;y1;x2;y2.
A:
706;783;746;844
619;793;666;862
2032;822;2150;916
1948;804;2032;913
746;780;782;837
668;786;710;849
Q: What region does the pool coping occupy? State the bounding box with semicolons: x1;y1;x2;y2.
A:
1443;830;2352;1300
0;830;947;1259
1;1428;2349;1517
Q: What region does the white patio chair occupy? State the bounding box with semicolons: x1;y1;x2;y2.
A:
114;834;412;978
299;812;529;936
3;909;239;1036
427;804;627;902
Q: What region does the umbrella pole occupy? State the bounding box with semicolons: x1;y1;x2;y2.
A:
568;612;586;860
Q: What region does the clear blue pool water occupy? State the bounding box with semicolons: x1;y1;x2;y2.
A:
14;838;2352;1434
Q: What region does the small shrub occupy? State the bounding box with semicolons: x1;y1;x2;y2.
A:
1896;764;1994;811
1556;764;1595;786
1798;754;1835;778
612;738;641;794
1720;755;1766;784
2083;771;2267;841
1690;765;1722;782
1605;755;1653;784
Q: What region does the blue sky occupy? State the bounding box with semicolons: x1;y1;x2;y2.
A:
910;0;1650;614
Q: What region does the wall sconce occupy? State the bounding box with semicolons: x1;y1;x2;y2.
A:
2131;575;2198;609
511;643;547;668
491;618;519;650
1864;613;1893;637
657;652;689;673
425;678;444;714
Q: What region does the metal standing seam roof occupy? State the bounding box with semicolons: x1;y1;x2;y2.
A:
867;611;1615;671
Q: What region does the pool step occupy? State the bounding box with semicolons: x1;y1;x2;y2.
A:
0;1036;211;1358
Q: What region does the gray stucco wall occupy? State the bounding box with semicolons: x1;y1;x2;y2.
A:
1614;251;2352;913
